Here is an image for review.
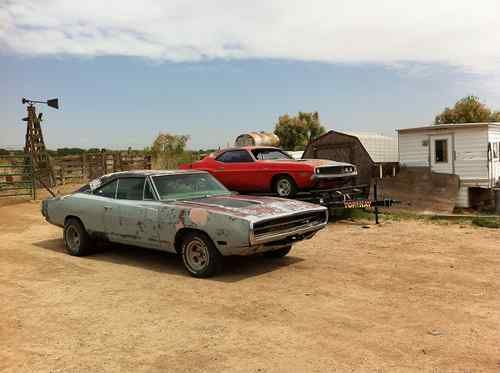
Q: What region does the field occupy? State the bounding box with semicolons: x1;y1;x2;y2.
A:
1;199;499;372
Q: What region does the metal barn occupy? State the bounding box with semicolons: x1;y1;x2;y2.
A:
302;130;398;185
397;122;500;208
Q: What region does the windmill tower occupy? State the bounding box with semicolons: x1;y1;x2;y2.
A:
22;98;59;186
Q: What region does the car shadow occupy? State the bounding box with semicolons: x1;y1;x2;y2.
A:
33;239;304;282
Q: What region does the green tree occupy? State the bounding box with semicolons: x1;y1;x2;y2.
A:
274;111;325;150
151;132;190;169
490;111;500;122
435;96;500;124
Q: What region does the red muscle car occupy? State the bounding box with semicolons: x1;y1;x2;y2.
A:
180;146;357;197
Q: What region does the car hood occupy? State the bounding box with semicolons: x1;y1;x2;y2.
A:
261;158;354;168
172;195;326;223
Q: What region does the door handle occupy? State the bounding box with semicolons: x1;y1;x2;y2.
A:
104;206;112;211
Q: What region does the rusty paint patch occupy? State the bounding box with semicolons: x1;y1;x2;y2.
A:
189;208;208;226
175;210;186;231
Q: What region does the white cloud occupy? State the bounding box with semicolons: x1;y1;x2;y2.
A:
1;0;500;74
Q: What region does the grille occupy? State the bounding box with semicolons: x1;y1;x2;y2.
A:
316;166;353;175
253;211;326;238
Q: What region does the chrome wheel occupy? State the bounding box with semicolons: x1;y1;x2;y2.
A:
184;238;210;272
276;178;292;197
65;225;81;252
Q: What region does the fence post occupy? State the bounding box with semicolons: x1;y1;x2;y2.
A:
82;153;87;181
61;165;66;185
30;155;36;200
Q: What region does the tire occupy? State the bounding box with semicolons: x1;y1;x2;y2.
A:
273;175;297;198
263;245;292;258
63;218;92;256
181;232;223;278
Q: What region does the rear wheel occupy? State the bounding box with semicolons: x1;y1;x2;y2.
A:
181;232;223;278
63;218;92;256
273;175;296;198
263;245;292;258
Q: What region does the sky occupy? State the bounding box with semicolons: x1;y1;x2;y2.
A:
1;0;500;150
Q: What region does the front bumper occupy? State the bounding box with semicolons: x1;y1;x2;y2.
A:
249;219;327;245
311;171;357;180
221;230;319;256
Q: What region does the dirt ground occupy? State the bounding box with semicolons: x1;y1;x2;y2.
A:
1;199;499;372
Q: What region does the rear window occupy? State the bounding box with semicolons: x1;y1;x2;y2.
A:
94;180;118;199
75;184;91;194
216;150;254;163
116;178;145;200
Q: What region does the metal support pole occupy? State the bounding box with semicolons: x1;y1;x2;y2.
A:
374;181;379;224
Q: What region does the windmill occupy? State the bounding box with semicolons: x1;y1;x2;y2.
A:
22;97;59;186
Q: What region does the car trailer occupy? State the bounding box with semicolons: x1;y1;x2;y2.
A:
290;182;399;224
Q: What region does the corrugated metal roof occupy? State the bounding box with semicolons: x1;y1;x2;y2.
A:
336;131;399;163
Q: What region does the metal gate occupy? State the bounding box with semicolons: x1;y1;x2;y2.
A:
0;155;35;199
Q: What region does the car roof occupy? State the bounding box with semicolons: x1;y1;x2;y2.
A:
99;169;207;179
216;146;282;153
85;169;210;191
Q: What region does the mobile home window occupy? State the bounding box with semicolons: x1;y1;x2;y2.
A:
435;139;448;163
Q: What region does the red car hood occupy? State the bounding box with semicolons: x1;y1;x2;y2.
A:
260;158;353;167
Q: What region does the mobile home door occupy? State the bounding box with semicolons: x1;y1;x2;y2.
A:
430;134;454;174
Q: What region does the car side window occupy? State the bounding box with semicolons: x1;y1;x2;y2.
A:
94;180;118;199
116;178;145;200
216;150;254;163
143;179;155;200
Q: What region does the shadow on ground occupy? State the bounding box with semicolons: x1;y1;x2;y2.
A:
33;238;304;283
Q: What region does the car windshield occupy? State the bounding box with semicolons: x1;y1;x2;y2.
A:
251;148;293;160
152;173;231;200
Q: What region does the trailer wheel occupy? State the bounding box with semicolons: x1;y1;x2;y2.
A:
273;175;296;198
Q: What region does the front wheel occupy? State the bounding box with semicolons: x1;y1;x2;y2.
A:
273;175;297;198
181;232;223;278
263;245;292;258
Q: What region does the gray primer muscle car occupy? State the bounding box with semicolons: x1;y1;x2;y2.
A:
42;170;327;277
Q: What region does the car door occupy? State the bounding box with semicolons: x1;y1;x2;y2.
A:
213;150;259;191
111;177;161;248
92;179;120;239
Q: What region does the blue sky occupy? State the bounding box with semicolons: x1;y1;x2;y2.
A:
1;1;499;150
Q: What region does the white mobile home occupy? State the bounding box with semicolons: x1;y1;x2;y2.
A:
397;123;500;208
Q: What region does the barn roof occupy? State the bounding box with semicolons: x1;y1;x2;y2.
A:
332;131;398;163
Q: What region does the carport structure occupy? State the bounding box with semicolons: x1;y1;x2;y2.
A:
303;130;399;185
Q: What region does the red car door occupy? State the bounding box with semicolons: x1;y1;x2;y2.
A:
212;150;262;191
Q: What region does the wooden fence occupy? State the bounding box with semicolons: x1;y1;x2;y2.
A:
0;151;196;199
52;152;152;185
0;155;35;198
